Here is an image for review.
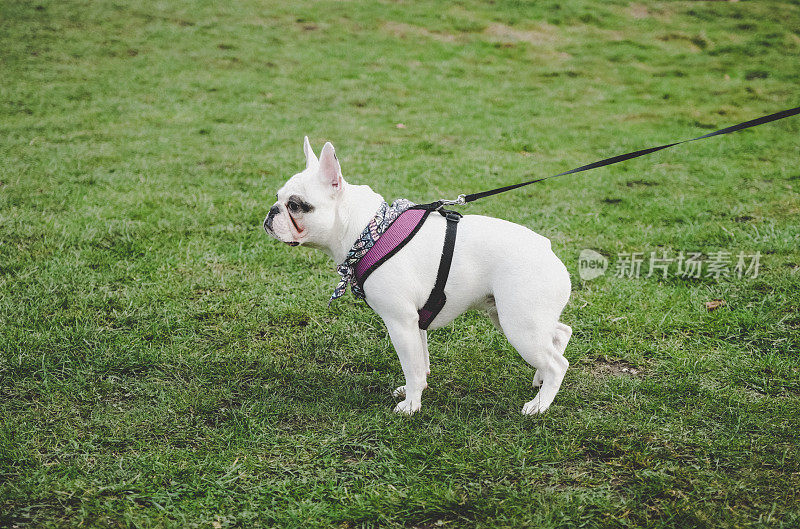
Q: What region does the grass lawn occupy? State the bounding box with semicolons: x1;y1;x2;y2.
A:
1;0;799;527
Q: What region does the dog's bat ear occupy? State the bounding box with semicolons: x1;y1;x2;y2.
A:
318;142;343;191
303;136;318;169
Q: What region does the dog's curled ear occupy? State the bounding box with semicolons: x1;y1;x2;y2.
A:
303;136;318;169
318;142;343;191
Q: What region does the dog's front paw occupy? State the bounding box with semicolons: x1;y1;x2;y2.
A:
392;385;406;398
393;398;421;415
522;398;549;415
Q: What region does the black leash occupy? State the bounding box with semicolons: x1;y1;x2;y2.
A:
426;106;800;207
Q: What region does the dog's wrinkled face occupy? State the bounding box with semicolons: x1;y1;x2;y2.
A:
264;137;344;249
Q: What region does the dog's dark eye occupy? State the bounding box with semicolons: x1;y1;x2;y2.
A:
285;195;314;214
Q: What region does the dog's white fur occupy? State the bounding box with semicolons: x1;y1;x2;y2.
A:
265;138;572;415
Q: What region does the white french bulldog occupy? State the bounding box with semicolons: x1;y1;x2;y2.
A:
264;137;572;415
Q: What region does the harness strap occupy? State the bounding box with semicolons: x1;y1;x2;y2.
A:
418;209;461;330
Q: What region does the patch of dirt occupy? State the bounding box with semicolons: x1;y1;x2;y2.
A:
381;20;573;60
482;22;560;45
381;21;459;43
621;111;664;122
628;3;649;19
587;358;643;377
623;2;673;22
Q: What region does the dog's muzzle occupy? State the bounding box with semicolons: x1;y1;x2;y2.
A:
264;206;300;246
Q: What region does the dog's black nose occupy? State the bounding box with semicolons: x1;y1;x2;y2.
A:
264;205;280;231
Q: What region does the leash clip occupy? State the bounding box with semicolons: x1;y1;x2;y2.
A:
437;194;466;207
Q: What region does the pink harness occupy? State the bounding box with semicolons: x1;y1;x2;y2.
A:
353;206;461;330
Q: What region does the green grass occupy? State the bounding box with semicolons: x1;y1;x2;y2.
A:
1;0;799;527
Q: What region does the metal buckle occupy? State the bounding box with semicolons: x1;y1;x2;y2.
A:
437;194;466;207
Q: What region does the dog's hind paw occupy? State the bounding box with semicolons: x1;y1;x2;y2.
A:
392;385;406;398
393;398;421;415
